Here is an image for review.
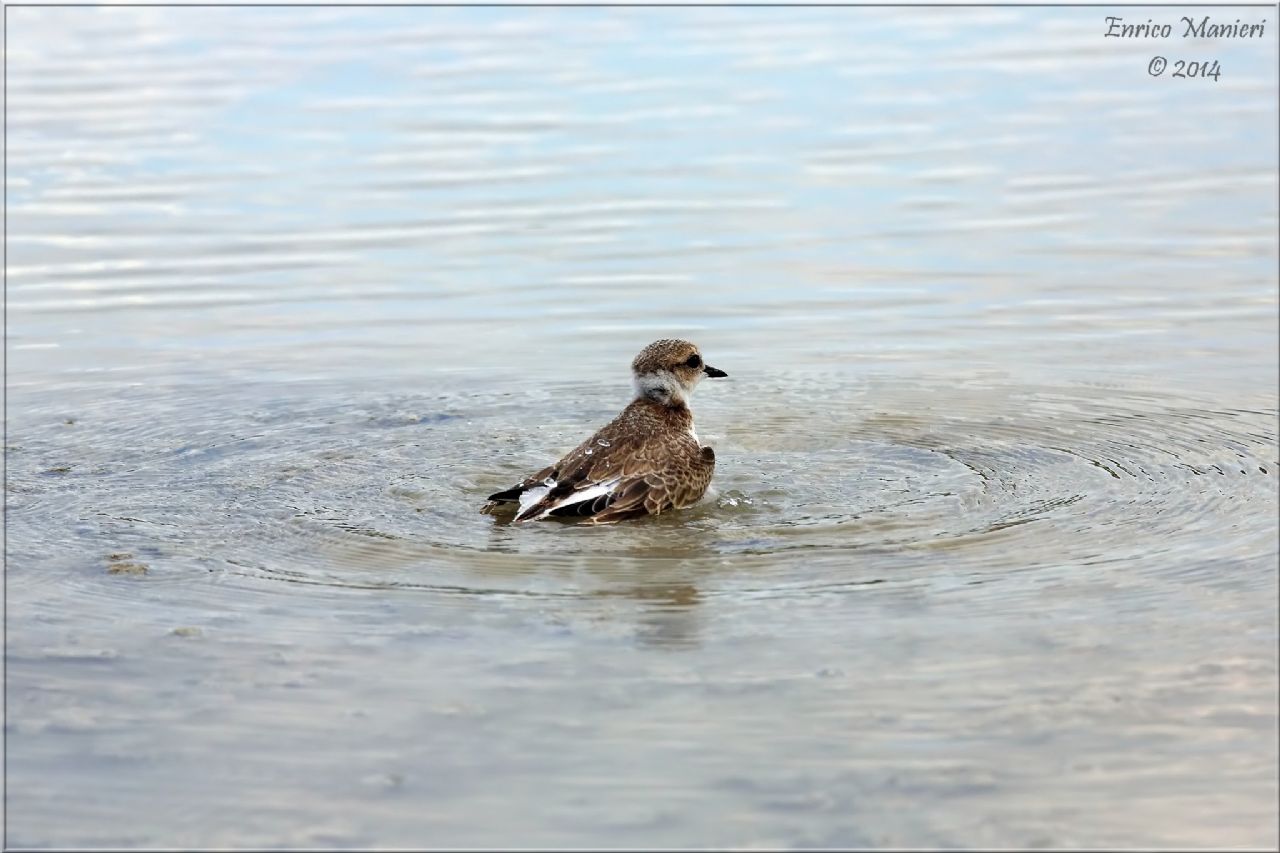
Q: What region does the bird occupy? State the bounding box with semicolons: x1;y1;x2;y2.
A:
482;338;729;524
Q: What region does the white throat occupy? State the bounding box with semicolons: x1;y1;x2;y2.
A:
633;370;688;406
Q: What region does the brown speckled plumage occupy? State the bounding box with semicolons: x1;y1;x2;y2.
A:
483;339;728;524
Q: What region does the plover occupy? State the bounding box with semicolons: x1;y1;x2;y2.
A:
483;339;728;524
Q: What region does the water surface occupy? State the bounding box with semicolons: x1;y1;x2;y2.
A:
6;6;1278;848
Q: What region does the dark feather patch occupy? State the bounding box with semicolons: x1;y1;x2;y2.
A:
487;485;525;502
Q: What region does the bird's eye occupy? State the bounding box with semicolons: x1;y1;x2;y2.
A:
685;354;702;369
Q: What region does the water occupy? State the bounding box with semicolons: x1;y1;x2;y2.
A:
6;6;1278;848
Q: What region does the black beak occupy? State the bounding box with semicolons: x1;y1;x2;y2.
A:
703;364;728;378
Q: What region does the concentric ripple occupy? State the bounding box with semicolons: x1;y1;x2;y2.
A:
8;375;1276;607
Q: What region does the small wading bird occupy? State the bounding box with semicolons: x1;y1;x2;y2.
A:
482;339;729;524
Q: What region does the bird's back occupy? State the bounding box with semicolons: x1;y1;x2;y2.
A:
488;397;715;523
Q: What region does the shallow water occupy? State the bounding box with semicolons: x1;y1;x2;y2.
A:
6;6;1279;849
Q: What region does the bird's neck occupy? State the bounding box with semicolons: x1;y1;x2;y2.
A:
633;371;688;408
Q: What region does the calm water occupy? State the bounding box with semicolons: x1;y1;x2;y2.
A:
6;6;1278;849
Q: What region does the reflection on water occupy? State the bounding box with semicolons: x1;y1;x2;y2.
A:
6;5;1278;849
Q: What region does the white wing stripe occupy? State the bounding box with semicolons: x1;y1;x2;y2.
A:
518;482;553;517
522;477;622;521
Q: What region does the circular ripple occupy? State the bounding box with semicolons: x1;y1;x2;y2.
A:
7;375;1277;606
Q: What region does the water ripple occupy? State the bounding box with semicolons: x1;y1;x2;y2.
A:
8;378;1274;614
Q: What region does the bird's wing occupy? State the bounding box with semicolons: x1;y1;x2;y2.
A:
513;430;714;524
583;444;716;524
